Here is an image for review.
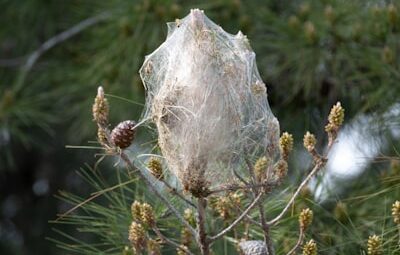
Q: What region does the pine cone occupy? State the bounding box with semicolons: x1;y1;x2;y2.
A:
239;240;268;255
111;120;136;149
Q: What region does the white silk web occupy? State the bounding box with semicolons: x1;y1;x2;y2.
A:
140;9;280;193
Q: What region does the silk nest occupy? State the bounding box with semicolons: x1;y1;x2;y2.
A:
140;9;280;192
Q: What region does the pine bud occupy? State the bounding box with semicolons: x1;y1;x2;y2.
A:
303;131;317;152
334;201;348;223
388;4;397;26
214;196;232;220
181;227;192;247
148;157;163;180
128;222;147;252
122;245;133;255
299;3;311;18
131;201;142;220
382;46;394;64
97;127;108;145
184;208;196;226
141;203;155;227
327;102;345;129
299;208;313;230
279;132;294;160
302;239;317;255
288;15;300;29
304;21;316;44
111;120;136;149
324;5;335;24
147;239;161;255
92;86;109;126
177;245;189;255
274;159;288;180
367;235;382;255
254;156;269;181
392;200;400;224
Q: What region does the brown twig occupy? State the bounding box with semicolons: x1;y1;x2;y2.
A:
286;228;305;255
210;192;263;242
267;160;325;226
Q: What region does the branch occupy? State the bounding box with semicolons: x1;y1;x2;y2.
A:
210;192;263;242
153;226;195;255
286;228;305;255
267;161;324;226
120;153;197;238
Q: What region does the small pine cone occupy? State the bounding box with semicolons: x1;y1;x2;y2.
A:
128;222;147;252
367;235;382;255
239;240;268;255
148;157;163;180
111;120;136;149
392;200;400;224
131;201;142;220
92;86;109;126
302;239;317;255
147;239;161;255
299;208;313;230
141;203;155;227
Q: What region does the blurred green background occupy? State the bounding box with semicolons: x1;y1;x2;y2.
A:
0;0;399;254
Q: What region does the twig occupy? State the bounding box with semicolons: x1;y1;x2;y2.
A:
120;153;197;239
286;228;304;255
234;206;262;227
209;182;275;195
267;160;324;226
210;192;263;242
13;12;112;92
152;226;195;255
